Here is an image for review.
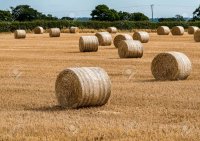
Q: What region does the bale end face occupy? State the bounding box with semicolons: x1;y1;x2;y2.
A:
194;29;200;42
55;67;111;108
151;52;192;81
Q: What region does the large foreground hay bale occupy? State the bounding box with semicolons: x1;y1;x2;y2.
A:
157;26;170;35
133;31;149;43
79;36;99;52
34;26;44;34
151;52;192;81
14;30;26;39
70;27;79;33
49;28;60;37
95;32;112;46
171;26;184;35
188;26;199;34
194;29;200;42
114;34;132;48
55;67;111;108
107;27;117;33
118;40;143;58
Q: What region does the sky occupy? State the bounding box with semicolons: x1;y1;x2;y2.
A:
0;0;199;18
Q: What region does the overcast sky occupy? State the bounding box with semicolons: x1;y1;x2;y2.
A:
0;0;199;18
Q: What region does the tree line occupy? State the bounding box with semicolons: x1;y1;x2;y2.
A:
0;4;200;22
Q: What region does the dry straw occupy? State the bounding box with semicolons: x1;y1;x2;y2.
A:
55;67;112;108
14;30;26;39
114;34;132;48
70;27;79;33
171;26;184;35
107;27;117;33
157;26;170;35
34;26;44;34
49;28;61;37
118;40;143;58
133;31;149;43
188;26;199;34
151;52;192;81
79;36;99;52
194;29;200;42
95;32;112;46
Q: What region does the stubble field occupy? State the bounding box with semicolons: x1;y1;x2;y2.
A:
0;32;200;141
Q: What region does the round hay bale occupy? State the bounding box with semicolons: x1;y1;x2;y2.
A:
114;34;132;48
194;29;200;42
95;32;112;46
49;28;60;37
107;27;117;34
34;26;44;34
14;30;26;39
188;26;199;34
118;40;143;58
157;26;170;35
151;52;192;81
70;27;79;33
79;36;99;52
55;67;111;108
171;26;184;35
133;31;149;43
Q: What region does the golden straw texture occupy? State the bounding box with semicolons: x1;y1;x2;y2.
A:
188;26;199;34
55;67;112;108
70;27;79;33
79;36;99;52
95;32;112;46
114;34;132;48
107;27;117;33
171;26;184;35
14;30;26;39
133;31;149;43
151;52;192;81
194;29;200;42
49;28;61;37
157;26;170;35
34;26;44;34
118;40;143;58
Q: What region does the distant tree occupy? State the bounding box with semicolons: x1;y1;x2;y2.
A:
118;11;131;20
130;12;149;21
158;15;185;22
91;4;120;21
175;14;185;21
10;5;58;21
61;17;74;20
45;14;58;20
91;4;149;21
0;10;12;21
192;5;200;21
10;5;43;21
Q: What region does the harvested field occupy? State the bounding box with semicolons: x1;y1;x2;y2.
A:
0;32;200;140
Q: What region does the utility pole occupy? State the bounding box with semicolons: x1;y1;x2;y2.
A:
151;4;154;22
